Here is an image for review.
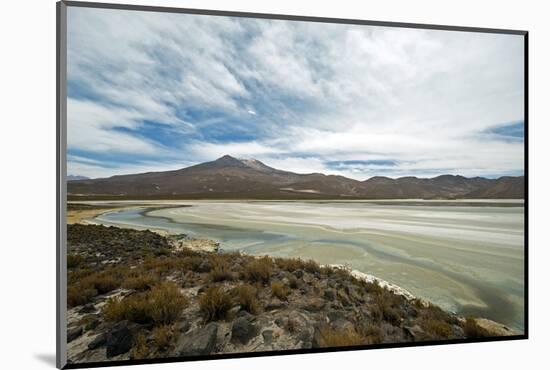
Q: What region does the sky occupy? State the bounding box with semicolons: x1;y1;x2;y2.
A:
66;7;525;180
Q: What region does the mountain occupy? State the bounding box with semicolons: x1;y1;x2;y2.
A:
67;155;524;200
67;175;90;181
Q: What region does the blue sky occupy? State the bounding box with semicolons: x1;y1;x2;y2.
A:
67;8;525;180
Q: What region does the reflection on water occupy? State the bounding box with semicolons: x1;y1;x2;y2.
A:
94;200;525;332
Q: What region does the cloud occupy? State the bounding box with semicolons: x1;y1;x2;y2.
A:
67;99;160;154
66;7;524;180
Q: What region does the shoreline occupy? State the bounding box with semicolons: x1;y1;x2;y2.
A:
69;204;420;299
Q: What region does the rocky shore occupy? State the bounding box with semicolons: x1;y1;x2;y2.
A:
66;224;515;365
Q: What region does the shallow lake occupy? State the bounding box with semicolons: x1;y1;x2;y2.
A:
93;200;525;332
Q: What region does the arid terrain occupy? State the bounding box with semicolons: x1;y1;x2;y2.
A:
66;220;516;365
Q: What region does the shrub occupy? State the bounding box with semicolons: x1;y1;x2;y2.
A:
233;284;260;314
103;295;152;324
122;272;161;291
271;281;289;300
330;266;352;280
67;285;97;307
152;325;173;351
130;333;149;359
142;256;179;276
372;291;403;326
103;282;187;325
421;318;454;339
74;268;124;298
363;280;384;296
360;324;383;344
149;282;189;325
210;259;233;282
315;326;364;347
154;247;171;256
274;257;303;272
181;256;204;272
463;318;490;338
420;303;457;324
67;254;84;269
303;259;321;274
244;257;272;284
199;286;233;322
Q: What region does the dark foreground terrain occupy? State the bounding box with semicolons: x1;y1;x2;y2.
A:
66;224;511;364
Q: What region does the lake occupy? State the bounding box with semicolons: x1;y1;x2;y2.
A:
93;200;525;331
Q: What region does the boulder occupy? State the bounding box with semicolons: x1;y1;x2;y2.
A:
178;320;191;334
323;289;336;301
88;333;106;350
105;321;135;357
262;330;274;345
231;316;258;345
79;303;97;314
175;322;218;356
265;298;287;311
296;329;313;349
67;327;83;343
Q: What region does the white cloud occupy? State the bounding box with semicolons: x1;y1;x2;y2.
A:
67;7;524;179
67;99;160;154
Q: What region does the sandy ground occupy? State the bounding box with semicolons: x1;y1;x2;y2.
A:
67;206;126;224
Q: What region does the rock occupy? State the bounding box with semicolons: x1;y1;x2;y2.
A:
326;310;346;323
274;317;287;328
79;303;97;314
197;260;212;273
293;270;304;279
265;298;287;311
88;333;106;350
302;298;326;312
67;327;83;343
237;310;256;321
179;320;191;334
231;317;258;345
473;318;519;336
332;319;355;333
312;325;325;348
296;329;313;348
337;292;351;307
175;322;218;356
262;330;273;345
105;321;135;357
323;289;336;301
84;318;101;331
403;325;424;340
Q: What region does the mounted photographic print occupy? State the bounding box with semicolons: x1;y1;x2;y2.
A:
56;1;528;368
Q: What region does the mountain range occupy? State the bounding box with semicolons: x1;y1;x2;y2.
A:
67;155;524;200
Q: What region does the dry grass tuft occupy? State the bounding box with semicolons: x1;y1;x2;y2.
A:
103;282;187;325
270;281;289;300
243;257;272;284
198;286;233;322
152;325;173;351
316;325;365;347
130;333;149;360
232;284;260;314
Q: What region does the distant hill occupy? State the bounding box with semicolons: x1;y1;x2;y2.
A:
67;155;524;200
67;175;90;181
